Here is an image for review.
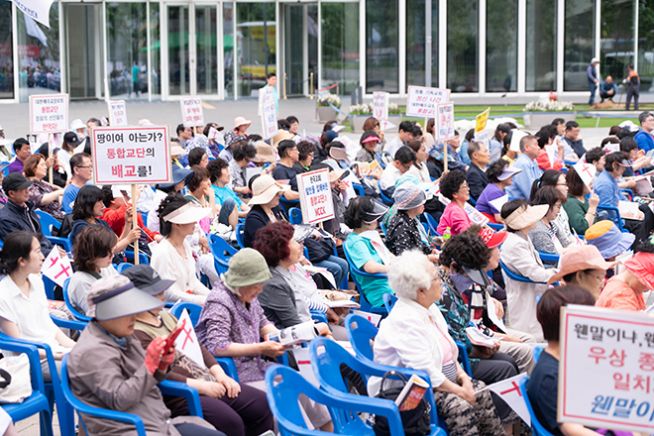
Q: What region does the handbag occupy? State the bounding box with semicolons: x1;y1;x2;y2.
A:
0;354;33;404
372;370;431;436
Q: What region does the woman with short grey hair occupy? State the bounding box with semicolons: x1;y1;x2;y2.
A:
369;250;504;435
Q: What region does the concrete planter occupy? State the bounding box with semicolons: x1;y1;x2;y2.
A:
523;112;576;129
317;106;339;122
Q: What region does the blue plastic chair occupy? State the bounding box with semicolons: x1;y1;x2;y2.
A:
0;340;54;436
382;292;396;313
115;262;133;273
537;251;559;266
352;182;366;196
533;344;545;363
124;249;149;265
310;309;328;324
422;212;440;236
596;204;626;232
500;260;548;285
311;338;446;435
157;380;204;418
519;377;555;436
35;210;72;253
342;245;388;316
279;196;300;215
209;234;237;274
169;302;239;381
288;207;303;225
378;220;388;236
62;278;92;322
265;364;405;436
235;222;246;248
487;222;504;231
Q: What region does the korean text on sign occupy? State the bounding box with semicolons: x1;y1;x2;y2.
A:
260;86;278;138
91;126;171;185
372;91;389;122
405;86;450;118
107;100;128;126
29;94;69;134
559;305;654;433
180;99;204;127
297;168;335;225
436;103;455;140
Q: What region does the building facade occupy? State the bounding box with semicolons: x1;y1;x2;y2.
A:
0;0;650;103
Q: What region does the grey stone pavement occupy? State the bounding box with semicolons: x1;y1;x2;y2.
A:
0;96;619;153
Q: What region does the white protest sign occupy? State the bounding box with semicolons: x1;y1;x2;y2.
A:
351;310;382;327
483;373;530;425
297;168;335;225
573;161;596;189
436;103;455;140
180;98;204;127
175;310;206;368
372;91;389;124
509;129;527;153
107;100;127;127
489;194;509;214
41;247;73;287
91;126;171;185
559;305;654;433
29;94;69;134
260;86;278;139
405;86;450;118
618;200;644;221
13;0;55;28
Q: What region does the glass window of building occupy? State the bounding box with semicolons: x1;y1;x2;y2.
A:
17;7;60;101
224;2;235;99
486;0;517;92
167;5;190;95
196;5;218;95
107;3;148;99
447;0;478;92
406;0;426;88
600;0;635;84
564;0;596;91
526;0;557;91
366;0;399;92
0;1;14;100
150;2;161;97
638;0;654;96
321;2;359;95
236;2;276;98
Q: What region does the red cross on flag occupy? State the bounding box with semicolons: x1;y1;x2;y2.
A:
41;247;72;287
174;310;206;368
573;160;596;189
483;373;530;425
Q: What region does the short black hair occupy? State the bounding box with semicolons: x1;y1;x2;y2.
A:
393;146;416;164
207;158;228;183
530;169;563;201
12;138;29;154
411;124;423;138
605;151;628;172
232;141;257;162
297;141;315;161
486;159;510;183
439;225;490;273
531;186;564;212
439;169;467;200
72;185;103;221
188;147;207;166
343;196;380;229
620;136;638;154
398;121;414;133
535;125;557;148
493;123;512;141
286;116;299;125
278;140;297;158
186;167;209;192
639;111;654;125
277;119;290;130
551;118;565;127
176;123;186;136
585;147;604;164
267;72;276;79
537;285;595;341
70;152;91;174
565;120;580;130
501;200;527;232
600;136;620;148
100;185;114;208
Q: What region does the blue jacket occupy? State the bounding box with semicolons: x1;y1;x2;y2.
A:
635;129;654;153
0;200;52;253
506;154;542;201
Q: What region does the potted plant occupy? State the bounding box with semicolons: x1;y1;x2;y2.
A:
349;104;372;131
316;94;341;122
523;97;576;128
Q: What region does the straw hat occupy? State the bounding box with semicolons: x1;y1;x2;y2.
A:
548;245;614;284
271;130;294;147
252;141;277;164
503;204;549;231
248;174;289;206
233;116;252;129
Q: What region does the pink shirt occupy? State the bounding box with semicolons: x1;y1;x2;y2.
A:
437;202;471;236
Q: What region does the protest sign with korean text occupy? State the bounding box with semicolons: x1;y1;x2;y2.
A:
91;126;171;185
436;103;455;140
559;305;654;433
29;94;69;134
107;100;127;126
372;91;390;124
405;86;450;118
260;86;278;138
180;98;204;127
297;168;334;225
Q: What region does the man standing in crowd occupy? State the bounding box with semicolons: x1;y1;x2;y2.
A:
466;141;490;201
7;138;31;174
506;135;542;201
634;111;654;153
62;153;93;213
0;173;52;252
587;57;600;105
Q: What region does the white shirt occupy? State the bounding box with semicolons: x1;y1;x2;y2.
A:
150;238;210;305
368;298;458;395
379;164;402;192
0;274;63;351
384;136;404;159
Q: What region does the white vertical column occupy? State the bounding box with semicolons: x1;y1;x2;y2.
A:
595;0;601;78
146;1;152;102
634;0;639;71
217;3;225;100
479;0;486;94
425;0;432;87
317;1;322;92
101;2;109;101
517;0;526;93
275;1;281;97
399;0;406;95
556;0;564;93
59;1;66;95
360;0;366;94
439;0;447;89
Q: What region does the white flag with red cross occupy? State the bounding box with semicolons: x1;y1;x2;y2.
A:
174;310;206;368
482;373;531;425
41;247;72;287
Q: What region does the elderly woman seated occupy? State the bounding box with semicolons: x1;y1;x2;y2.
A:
343;196;393;307
67;275;222;435
437;169;472;236
195;248;332;431
546;245;613;300
253;222;343;337
369;250;505;435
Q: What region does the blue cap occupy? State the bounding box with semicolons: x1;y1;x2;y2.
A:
157;165;191;190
